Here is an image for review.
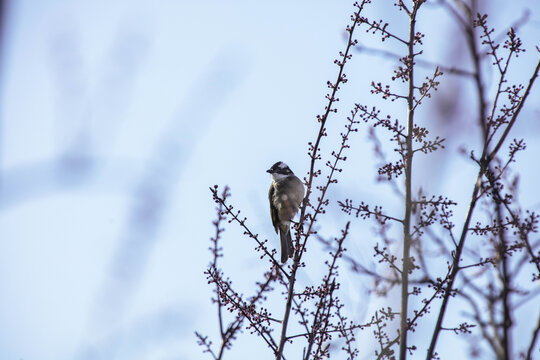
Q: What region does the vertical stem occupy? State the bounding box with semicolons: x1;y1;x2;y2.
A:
425;170;482;359
400;3;420;359
499;213;511;360
275;5;365;358
276;263;298;359
526;315;540;360
467;0;488;144
488;168;512;360
426;2;486;357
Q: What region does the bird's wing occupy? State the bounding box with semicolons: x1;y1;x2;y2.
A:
292;176;305;207
268;184;279;234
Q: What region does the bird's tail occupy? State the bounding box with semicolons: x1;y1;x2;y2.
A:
279;227;294;263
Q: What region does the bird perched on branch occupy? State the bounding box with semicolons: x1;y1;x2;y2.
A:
267;162;305;263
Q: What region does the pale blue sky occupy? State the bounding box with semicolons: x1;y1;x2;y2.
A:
1;1;539;359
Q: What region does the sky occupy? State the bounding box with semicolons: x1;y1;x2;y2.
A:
0;1;539;359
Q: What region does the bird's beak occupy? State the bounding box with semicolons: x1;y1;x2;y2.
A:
266;169;272;173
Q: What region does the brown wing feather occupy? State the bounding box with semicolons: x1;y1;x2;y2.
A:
268;184;279;234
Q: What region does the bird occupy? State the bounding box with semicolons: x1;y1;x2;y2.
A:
267;161;305;263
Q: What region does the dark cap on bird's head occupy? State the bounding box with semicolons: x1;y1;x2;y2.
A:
266;161;293;175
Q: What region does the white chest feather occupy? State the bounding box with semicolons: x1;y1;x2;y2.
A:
271;173;289;181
